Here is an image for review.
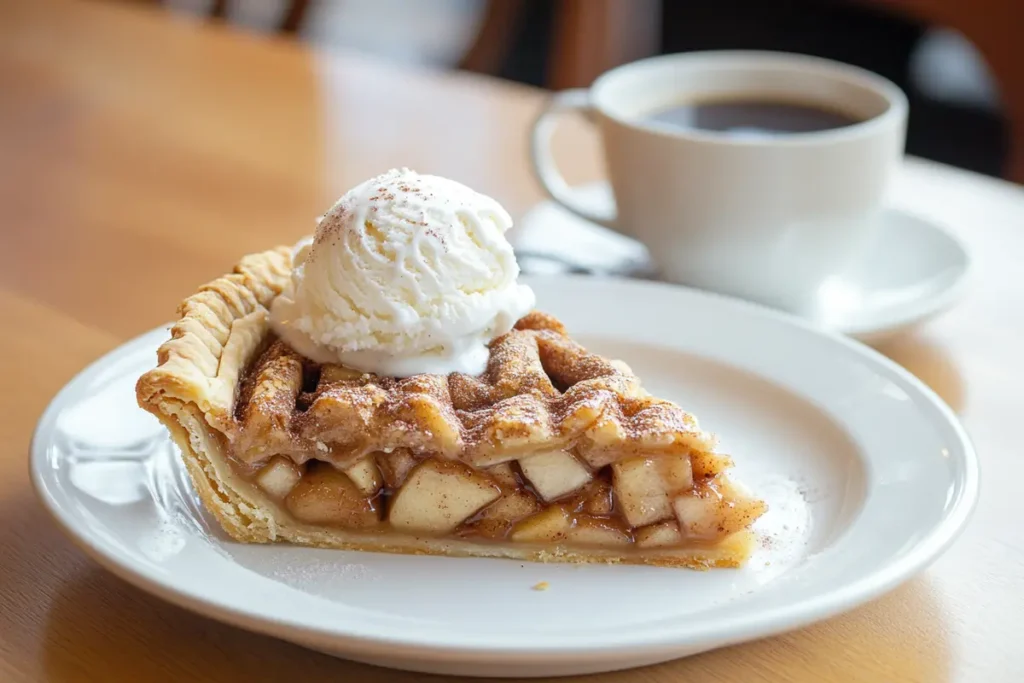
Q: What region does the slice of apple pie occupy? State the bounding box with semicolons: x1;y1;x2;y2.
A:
137;245;766;568
138;169;766;568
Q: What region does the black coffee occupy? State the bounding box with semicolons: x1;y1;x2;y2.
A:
647;100;860;136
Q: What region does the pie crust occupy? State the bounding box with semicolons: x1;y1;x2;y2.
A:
137;247;767;568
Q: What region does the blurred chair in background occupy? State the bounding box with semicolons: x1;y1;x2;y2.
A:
457;0;658;90
495;0;1018;181
144;0;1019;182
159;0;310;32
458;0;527;77
874;0;1022;181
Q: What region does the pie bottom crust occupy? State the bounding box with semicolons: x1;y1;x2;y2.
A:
139;247;760;569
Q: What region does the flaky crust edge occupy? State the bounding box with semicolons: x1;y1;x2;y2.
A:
136;247;293;543
135;247;755;568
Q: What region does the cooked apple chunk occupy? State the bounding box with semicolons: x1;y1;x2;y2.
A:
255;456;303;500
581;479;615;515
672;477;766;540
485;462;520;488
658;454;694;491
460;487;541;539
460;466;541;539
510;505;573;543
376;448;419;489
690;449;734;479
518;450;591;502
484;488;541;522
389;459;501;534
344;455;383;497
672;489;723;539
635;520;684;548
612;454;693;527
285;464;379;528
569;516;632;546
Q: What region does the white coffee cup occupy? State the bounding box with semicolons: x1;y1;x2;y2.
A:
530;51;908;314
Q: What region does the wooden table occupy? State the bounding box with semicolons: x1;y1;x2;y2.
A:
2;1;1023;681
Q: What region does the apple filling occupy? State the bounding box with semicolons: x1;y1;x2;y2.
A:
135;248;769;568
241;447;764;550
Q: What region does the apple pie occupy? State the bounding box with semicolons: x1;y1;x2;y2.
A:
137;247;767;568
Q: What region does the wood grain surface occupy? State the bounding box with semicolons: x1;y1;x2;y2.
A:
2;1;1023;681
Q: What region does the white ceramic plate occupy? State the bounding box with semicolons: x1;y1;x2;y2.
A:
512;182;972;344
31;276;978;677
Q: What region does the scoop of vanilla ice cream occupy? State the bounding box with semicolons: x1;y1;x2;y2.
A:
270;168;535;377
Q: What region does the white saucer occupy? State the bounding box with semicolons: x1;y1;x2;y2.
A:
512;182;972;343
31;276;976;677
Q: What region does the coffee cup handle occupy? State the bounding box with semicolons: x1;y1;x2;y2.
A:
530;89;617;230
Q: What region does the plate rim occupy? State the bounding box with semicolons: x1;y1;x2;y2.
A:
29;275;980;661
